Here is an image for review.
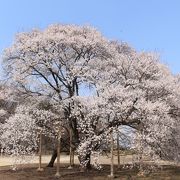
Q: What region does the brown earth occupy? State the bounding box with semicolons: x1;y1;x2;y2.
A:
0;164;180;180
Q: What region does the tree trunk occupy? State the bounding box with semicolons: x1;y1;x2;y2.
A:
47;116;90;168
79;153;92;171
85;153;91;170
47;149;92;170
47;149;57;167
47;127;79;168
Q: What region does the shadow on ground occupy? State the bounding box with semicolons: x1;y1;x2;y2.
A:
0;164;180;180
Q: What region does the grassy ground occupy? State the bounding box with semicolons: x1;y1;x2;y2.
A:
0;164;180;180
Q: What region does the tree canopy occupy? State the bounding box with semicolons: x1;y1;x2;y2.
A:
1;24;180;169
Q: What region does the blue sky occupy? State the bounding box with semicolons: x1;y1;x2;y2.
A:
0;0;180;74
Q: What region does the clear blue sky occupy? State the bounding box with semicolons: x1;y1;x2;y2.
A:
0;0;180;74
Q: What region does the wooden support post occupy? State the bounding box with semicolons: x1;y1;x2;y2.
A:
117;131;120;169
108;129;114;179
55;127;61;177
68;128;73;169
37;129;44;171
72;149;74;166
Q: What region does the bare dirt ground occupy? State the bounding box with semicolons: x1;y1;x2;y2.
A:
1;164;180;180
0;155;180;180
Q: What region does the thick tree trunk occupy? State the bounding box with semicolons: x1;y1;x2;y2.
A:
47;149;57;167
85;153;91;170
79;153;92;171
47;115;92;169
47;149;92;170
